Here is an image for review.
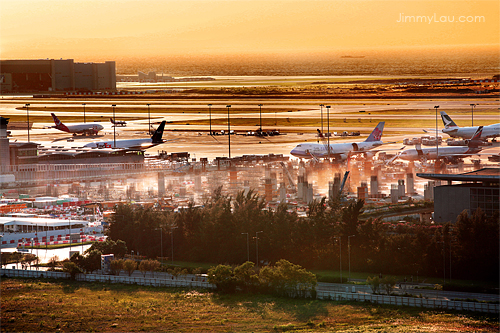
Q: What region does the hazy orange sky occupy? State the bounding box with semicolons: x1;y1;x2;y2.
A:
1;0;498;60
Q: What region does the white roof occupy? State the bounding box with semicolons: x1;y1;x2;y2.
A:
0;216;88;227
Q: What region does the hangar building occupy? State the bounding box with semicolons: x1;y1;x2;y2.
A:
0;59;116;93
417;168;499;223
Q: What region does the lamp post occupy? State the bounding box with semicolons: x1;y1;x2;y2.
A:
112;104;117;148
434;105;439;161
155;227;163;262
208;104;212;135
326;105;331;160
335;236;342;283
319;104;324;134
241;232;249;262
348;235;355;282
256;231;263;267
170;226;178;264
147;104;151;134
226;105;231;158
25;103;30;142
258;104;263;131
0;235;3;269
470;104;477;126
82;103;86;123
69;218;71;253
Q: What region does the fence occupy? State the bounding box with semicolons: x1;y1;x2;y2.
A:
2;269;498;313
316;290;499;314
1;268;215;290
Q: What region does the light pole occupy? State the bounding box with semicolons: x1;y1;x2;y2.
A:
226;105;231;158
112;104;117;148
69;218;71;253
208;104;212;135
25;103;30;142
319;104;324;134
335;236;342;283
155;227;163;262
147;104;151;134
326;105;331;160
256;231;263;267
348;235;355;282
82;103;86;123
0;235;3;269
434;105;439;161
470;103;477;126
170;226;178;264
241;232;249;262
258;104;263;131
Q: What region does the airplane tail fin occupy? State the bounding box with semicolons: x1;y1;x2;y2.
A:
468;126;483;147
440;111;458;128
110;118;115;124
51;113;70;132
151;121;166;143
365;122;385;142
316;129;323;138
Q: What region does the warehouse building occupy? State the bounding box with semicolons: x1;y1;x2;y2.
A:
417;168;499;223
0;59;116;93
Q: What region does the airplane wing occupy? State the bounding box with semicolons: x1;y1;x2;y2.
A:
423;129;443;133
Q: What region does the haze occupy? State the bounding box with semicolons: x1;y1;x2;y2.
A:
1;0;498;60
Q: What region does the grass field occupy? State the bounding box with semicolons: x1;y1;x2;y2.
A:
1;278;498;332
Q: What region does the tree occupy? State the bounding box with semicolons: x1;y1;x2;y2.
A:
23;253;37;269
110;259;124;276
123;259;137;276
47;255;59;270
233;261;258;292
63;262;82;280
381;276;397;295
138;259;160;278
259;260;317;298
366;276;380;294
81;249;102;273
207;264;236;293
10;252;23;269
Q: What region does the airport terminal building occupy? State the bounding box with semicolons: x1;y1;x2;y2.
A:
417;168;499;223
0;59;116;93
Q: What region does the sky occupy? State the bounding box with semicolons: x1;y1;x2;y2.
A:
1;0;498;60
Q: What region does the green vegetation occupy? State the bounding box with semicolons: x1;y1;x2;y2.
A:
107;190;499;284
1;278;498;332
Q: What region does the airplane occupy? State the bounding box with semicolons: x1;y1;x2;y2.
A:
423;111;499;141
290;122;386;160
396;126;486;164
83;121;166;150
110;118;127;127
51;113;104;136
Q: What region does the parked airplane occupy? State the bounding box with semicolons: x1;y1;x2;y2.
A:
51;113;104;136
290;122;386;160
397;126;485;164
110;118;127;127
83;121;166;150
423;111;499;141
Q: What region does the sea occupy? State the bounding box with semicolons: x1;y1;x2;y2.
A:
112;47;499;78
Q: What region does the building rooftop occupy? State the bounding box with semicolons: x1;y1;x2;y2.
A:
417;168;500;183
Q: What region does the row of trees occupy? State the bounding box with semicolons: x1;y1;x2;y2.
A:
207;260;317;297
107;188;499;282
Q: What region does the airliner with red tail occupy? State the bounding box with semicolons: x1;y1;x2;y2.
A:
51;113;104;136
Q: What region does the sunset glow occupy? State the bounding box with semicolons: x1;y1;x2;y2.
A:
1;0;498;60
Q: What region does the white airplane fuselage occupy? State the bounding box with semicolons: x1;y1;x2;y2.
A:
290;140;383;159
443;123;500;140
83;138;156;150
63;123;104;134
399;146;481;161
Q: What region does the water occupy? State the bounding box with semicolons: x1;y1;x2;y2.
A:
113;47;499;77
